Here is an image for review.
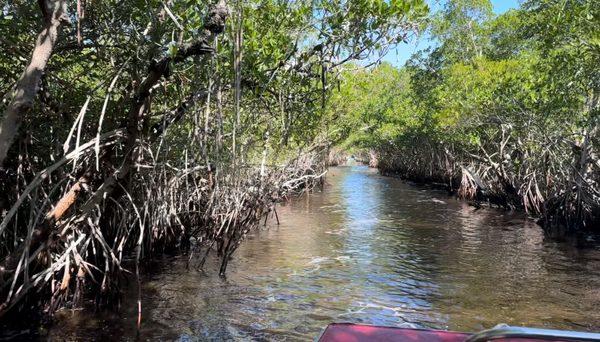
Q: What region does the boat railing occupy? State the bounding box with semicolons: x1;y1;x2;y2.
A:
466;325;600;341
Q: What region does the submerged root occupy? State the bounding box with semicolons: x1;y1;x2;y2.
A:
0;144;328;319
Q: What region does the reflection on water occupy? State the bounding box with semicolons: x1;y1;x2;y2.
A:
41;166;600;340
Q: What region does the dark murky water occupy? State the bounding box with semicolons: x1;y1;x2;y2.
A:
20;166;600;340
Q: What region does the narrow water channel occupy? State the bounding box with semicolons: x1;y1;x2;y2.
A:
42;166;600;340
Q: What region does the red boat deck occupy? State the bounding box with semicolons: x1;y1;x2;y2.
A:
319;324;470;342
317;323;587;342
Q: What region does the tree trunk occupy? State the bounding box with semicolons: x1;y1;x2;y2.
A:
0;0;69;166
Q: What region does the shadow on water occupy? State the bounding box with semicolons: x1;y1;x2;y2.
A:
6;166;600;340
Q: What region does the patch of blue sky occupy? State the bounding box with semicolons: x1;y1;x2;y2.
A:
380;0;521;67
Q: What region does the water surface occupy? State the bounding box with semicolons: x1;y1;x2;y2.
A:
45;166;600;340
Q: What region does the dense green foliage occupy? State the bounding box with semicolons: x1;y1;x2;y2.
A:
329;0;599;233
